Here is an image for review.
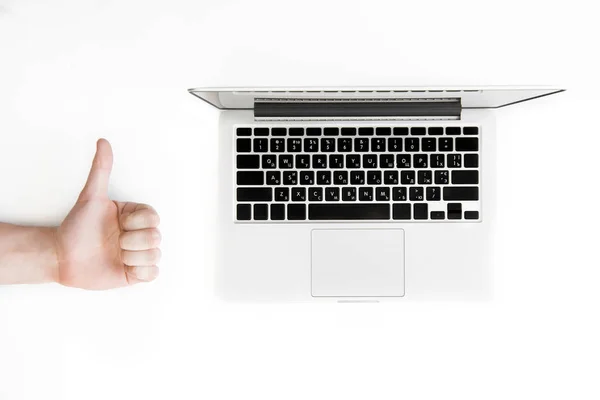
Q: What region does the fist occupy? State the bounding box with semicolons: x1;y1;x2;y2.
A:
55;139;161;289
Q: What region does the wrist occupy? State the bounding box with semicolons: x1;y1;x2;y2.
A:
0;224;59;285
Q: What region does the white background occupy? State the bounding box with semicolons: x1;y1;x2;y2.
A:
0;0;598;399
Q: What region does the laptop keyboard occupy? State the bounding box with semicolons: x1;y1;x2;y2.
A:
235;126;481;222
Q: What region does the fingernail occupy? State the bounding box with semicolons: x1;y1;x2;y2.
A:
135;266;159;282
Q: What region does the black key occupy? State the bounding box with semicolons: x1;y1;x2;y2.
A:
426;186;441;201
237;171;264;185
367;170;382;185
288;204;306;220
430;154;445;168
464;154;479;168
324;127;339;136
254;138;268;152
428;127;443;136
283;171;298;185
380;154;395;168
292;187;306;201
313;155;327;168
363;155;378;168
434;170;449;184
237;155;260;169
355;138;370;152
417;170;432;184
271;138;285;152
465;211;479;220
452;170;479;184
254;128;269;136
275;187;289;202
392;187;407;201
350;170;365;185
307;128;321;136
266;171;281;185
443;187;479;201
409;187;424;201
279;155;293;169
304;138;319;152
448;203;462;220
448;154;461;168
237;204;251;220
400;171;415;185
456;137;478;151
376;127;391;136
253;204;268;220
272;128;286;136
414;203;428;220
262;155;277;169
300;171;314;185
413;154;428;168
397;154;411;168
237;139;251;153
422;138;436;152
372;138;386;152
309;204;390;220
384;170;399;185
375;187;390;201
237;127;252;136
342;187;357;201
341;127;356;136
411;127;426;136
271;204;285;220
334;170;348;185
237;188;272;202
393;127;408;136
325;187;340;201
346;155;361;168
393;204;411;220
389;138;403;152
321;138;336;152
309;187;323;202
431;211;445;220
446;127;461;135
439;138;453;152
338;138;353;152
405;138;419;152
296;155;310;169
317;171;332;185
464;127;479;135
288;138;302;152
359;187;373;201
289;128;304;136
359;127;374;136
329;154;344;168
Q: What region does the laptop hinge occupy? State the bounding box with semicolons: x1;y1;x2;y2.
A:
254;98;461;121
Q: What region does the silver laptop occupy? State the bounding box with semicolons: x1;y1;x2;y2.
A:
189;86;563;302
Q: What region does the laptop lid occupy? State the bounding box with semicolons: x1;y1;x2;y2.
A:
188;86;564;110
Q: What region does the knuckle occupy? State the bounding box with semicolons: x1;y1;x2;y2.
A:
149;229;161;247
147;211;160;227
150;248;162;263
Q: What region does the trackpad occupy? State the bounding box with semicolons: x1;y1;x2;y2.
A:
311;229;405;297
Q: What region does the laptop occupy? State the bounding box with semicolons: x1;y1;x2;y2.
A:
189;86;563;302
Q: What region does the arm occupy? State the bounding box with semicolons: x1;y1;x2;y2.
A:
0;224;58;284
0;139;161;289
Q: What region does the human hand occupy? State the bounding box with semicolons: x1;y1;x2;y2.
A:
55;139;161;289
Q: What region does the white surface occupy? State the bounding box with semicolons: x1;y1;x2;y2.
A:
0;0;598;399
311;229;405;297
189;86;563;109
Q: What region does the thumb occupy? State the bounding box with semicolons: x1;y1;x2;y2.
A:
79;138;113;201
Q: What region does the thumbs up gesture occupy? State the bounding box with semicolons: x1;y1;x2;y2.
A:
55;139;161;289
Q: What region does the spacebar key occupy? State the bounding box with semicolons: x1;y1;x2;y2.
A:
309;204;390;220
